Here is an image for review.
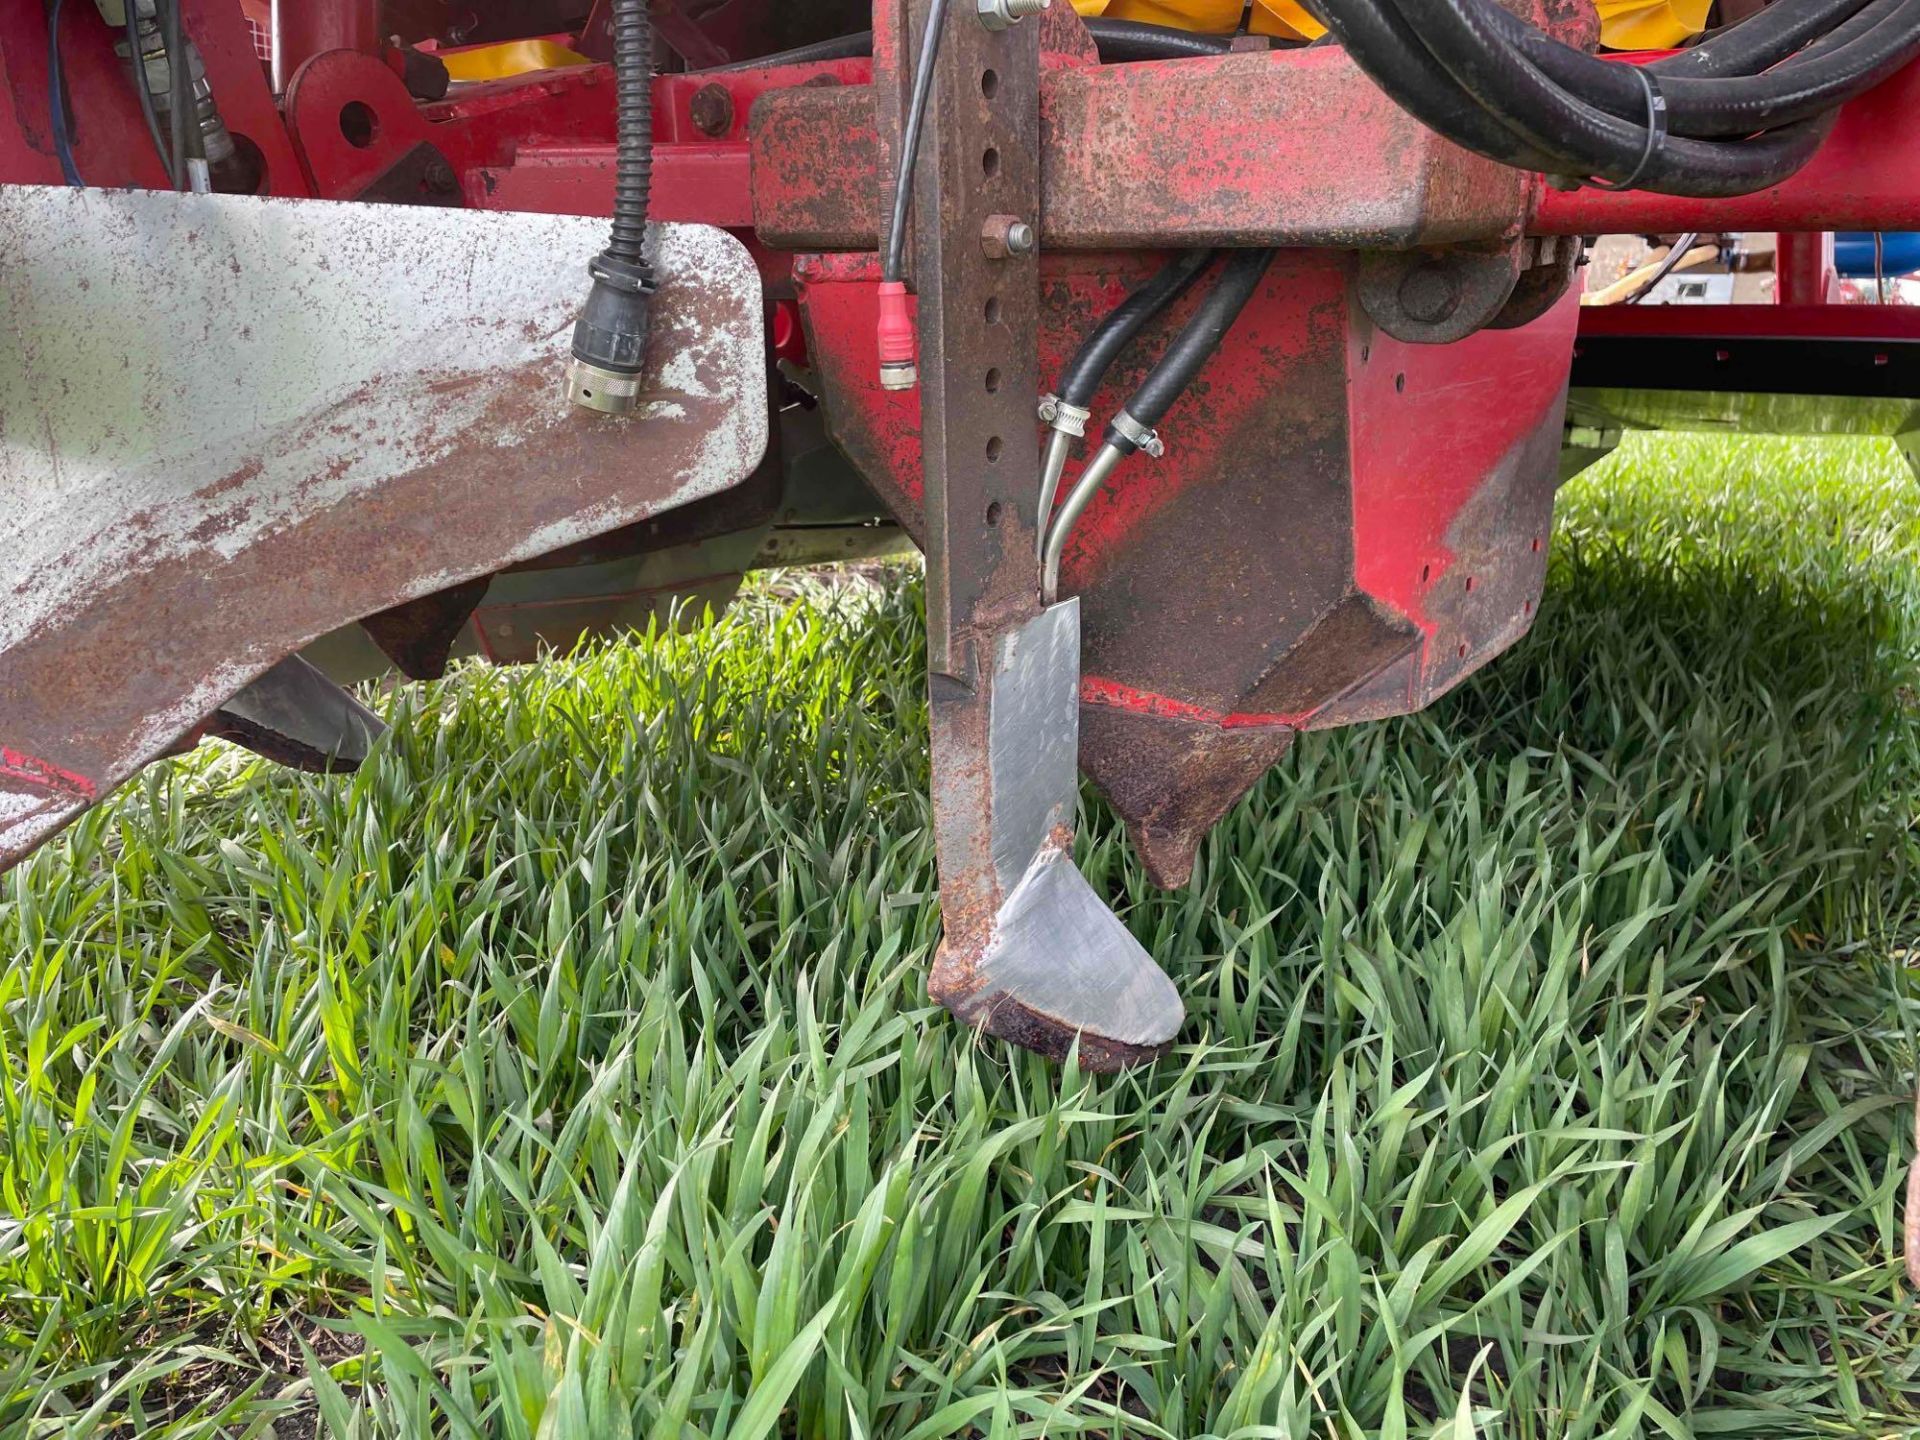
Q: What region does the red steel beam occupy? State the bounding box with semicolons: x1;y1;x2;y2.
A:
260;19;1920;253
1576;303;1920;340
750;46;1537;252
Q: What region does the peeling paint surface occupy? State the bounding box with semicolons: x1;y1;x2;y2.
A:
0;187;766;867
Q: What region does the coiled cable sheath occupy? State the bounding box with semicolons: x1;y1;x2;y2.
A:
567;0;658;411
605;0;654;277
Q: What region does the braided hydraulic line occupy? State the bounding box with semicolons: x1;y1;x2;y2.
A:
1303;0;1900;196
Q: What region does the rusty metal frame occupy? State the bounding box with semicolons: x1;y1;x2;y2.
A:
901;0;1049;1010
750;43;1539;254
903;0;1044;680
891;0;1181;1066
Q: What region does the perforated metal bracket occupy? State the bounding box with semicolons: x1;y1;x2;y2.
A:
899;0;1182;1067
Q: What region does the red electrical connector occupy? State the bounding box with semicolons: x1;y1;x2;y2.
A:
876;280;917;391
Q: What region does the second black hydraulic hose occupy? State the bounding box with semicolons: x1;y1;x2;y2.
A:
1123;248;1275;433
1058;250;1217;409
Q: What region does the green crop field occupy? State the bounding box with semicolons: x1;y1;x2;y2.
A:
3;434;1918;1439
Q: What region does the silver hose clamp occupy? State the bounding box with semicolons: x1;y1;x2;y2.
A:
1111;409;1165;459
1038;394;1092;438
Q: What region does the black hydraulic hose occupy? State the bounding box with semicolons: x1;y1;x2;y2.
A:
1367;0;1837;194
1041;247;1276;599
47;0;82;186
605;0;654;273
695;19;1247;76
1085;19;1236;61
1058;250;1216;407
1123;248;1274;432
161;0;188;190
1301;0;1562;171
707;32;875;71
1646;1;1920;137
1653;0;1876;76
1466;0;1920;138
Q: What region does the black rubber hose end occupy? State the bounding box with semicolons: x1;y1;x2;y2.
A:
1127;248;1277;429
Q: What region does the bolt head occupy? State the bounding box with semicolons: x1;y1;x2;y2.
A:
689;83;736;139
981;214;1036;260
1397;260;1461;325
977;0;1048;30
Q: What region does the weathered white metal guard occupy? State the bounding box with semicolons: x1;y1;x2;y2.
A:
0;186;766;864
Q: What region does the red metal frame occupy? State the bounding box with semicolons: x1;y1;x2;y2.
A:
1535;58;1920;239
23;4;1918;288
268;0;380;91
17;4;1920;236
1776;232;1839;306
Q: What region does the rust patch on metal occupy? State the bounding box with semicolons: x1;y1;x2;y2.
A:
970;993;1167;1071
1080;707;1295;889
0;747;96;802
360;577;493;681
754;47;1532;252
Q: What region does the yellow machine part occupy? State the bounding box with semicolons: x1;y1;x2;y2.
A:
440;39;592;82
1069;0;1321;41
1591;0;1714;49
1070;0;1712;49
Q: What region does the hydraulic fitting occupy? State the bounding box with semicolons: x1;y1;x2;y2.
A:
107;0;252;189
1108;408;1166;459
1036;393;1091;561
1038;393;1091;440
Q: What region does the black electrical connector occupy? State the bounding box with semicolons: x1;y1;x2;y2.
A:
568;0;658;415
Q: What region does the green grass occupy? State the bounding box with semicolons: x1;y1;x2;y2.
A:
3;434;1920;1438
